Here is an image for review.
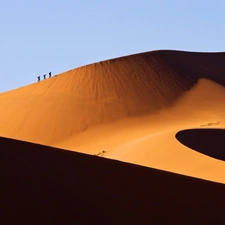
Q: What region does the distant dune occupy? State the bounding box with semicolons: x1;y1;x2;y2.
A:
2;136;225;224
1;50;225;184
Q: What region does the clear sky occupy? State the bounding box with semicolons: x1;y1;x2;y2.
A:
1;0;225;92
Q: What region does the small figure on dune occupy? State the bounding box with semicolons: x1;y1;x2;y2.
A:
37;76;40;82
43;74;46;79
49;72;51;78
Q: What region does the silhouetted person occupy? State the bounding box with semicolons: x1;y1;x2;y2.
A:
37;76;40;82
49;72;51;78
43;74;46;79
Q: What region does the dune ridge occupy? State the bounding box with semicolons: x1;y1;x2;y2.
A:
1;50;225;143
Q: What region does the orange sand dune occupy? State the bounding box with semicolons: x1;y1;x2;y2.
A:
103;79;225;183
2;136;225;224
1;50;225;183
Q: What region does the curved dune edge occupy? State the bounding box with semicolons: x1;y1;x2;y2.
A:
176;129;225;161
1;136;225;224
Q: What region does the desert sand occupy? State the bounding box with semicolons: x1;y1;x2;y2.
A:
1;50;225;224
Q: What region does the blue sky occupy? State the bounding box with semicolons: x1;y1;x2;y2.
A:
1;0;225;92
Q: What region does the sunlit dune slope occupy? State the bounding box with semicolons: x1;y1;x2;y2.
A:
2;136;225;225
0;50;225;145
103;79;225;183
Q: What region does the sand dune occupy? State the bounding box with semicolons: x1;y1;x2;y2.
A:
103;79;225;183
2;136;225;224
0;50;197;143
1;50;225;184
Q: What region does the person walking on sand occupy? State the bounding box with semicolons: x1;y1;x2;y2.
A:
49;71;51;78
37;76;40;82
43;74;46;79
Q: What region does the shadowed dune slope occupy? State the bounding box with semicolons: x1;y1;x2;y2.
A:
1;136;225;225
1;50;225;145
176;129;225;161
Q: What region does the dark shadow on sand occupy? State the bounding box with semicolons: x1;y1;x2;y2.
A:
1;136;225;224
176;129;225;161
